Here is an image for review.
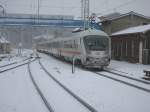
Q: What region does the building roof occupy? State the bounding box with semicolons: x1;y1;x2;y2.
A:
99;11;150;22
99;12;121;21
0;36;10;43
112;24;150;36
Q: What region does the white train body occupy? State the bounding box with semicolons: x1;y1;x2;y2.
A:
37;29;111;68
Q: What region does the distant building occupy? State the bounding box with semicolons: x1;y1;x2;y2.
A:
111;24;150;64
0;36;11;54
99;11;150;35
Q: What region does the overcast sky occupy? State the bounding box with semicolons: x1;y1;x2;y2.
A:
0;0;150;18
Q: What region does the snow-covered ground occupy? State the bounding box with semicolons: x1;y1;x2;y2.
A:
0;49;150;112
108;60;150;79
30;61;90;112
0;49;33;67
0;63;49;112
40;53;150;112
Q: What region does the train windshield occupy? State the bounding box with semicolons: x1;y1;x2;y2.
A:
84;35;109;51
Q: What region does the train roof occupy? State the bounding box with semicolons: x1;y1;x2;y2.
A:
73;29;108;37
56;29;108;40
37;29;109;44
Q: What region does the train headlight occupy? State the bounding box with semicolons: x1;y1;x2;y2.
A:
105;57;110;62
102;57;108;62
104;58;108;62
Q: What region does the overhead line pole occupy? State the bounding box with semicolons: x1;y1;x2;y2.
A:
37;0;40;24
81;0;90;30
0;5;5;16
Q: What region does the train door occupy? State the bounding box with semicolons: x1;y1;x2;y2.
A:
80;37;86;64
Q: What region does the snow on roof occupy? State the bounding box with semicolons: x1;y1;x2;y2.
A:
0;36;10;43
112;24;150;36
100;11;150;22
99;12;121;22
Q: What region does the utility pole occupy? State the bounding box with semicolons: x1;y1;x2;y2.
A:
37;0;40;24
81;0;89;30
0;5;5;16
0;5;7;42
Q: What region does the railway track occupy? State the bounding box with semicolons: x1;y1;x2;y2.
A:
0;57;32;68
28;61;54;112
28;58;98;112
39;59;98;112
94;71;150;93
104;69;150;84
40;53;150;93
0;62;17;68
0;57;35;73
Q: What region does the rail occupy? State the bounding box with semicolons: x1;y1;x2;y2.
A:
39;59;98;112
104;69;150;84
28;61;54;112
0;58;36;73
94;72;150;93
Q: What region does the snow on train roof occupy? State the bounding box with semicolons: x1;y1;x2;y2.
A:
76;29;108;37
52;29;108;41
37;29;109;44
112;24;150;36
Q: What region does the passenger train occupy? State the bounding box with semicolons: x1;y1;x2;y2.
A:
37;29;111;69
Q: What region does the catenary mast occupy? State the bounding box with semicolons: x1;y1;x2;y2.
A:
81;0;89;30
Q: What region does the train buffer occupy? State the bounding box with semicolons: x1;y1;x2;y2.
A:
143;70;150;77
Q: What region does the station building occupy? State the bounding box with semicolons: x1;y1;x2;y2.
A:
111;24;150;64
99;11;150;35
99;11;150;64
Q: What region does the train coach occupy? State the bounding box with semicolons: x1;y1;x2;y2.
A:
37;29;111;69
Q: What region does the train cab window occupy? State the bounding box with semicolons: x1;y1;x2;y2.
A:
83;35;109;51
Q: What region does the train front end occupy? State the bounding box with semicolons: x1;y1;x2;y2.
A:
83;34;111;69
